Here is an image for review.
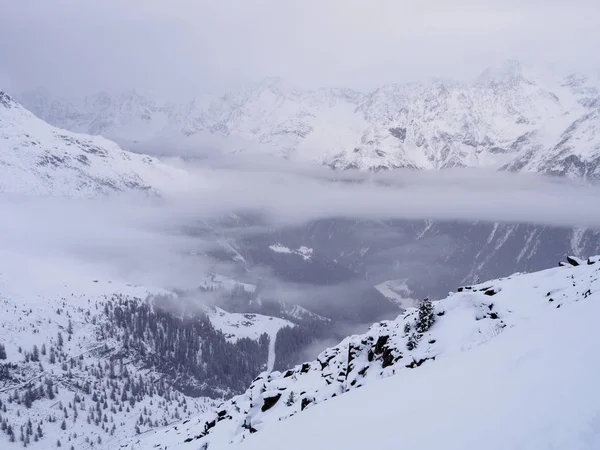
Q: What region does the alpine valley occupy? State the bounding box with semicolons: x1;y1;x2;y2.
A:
0;60;599;450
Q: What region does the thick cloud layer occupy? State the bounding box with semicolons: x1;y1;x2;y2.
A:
0;164;599;293
162;161;600;229
0;0;597;96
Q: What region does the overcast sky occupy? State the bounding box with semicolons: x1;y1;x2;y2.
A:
0;0;597;97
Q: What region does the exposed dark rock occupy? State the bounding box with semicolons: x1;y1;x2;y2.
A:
567;256;581;266
348;343;359;366
389;127;407;142
381;347;395;368
373;335;390;355
405;357;433;369
205;420;216;433
301;397;312;411
261;393;282;412
318;354;336;370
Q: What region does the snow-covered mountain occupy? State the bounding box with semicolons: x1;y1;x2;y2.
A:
0;91;185;197
129;255;600;449
18;61;600;176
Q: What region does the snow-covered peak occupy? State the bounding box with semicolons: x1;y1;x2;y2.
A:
129;255;600;449
0;91;186;197
0;90;18;109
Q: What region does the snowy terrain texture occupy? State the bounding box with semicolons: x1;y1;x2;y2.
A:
20;61;600;177
0;91;185;197
130;255;600;450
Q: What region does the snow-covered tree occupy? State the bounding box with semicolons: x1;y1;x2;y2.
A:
406;333;421;351
285;391;296;406
415;298;435;333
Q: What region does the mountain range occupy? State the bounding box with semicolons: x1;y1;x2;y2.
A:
17;60;600;177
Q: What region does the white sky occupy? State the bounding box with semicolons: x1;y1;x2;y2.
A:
0;0;598;97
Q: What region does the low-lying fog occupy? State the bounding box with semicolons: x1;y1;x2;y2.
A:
2;156;599;357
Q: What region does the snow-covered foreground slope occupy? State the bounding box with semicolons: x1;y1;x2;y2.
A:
19;62;600;176
237;264;600;450
0;91;186;197
131;255;600;449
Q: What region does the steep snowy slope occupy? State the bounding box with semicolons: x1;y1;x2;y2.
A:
130;255;600;449
505;107;600;179
19;62;600;175
0;91;185;197
234;263;600;450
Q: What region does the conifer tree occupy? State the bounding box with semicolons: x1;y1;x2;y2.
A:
415;298;435;333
